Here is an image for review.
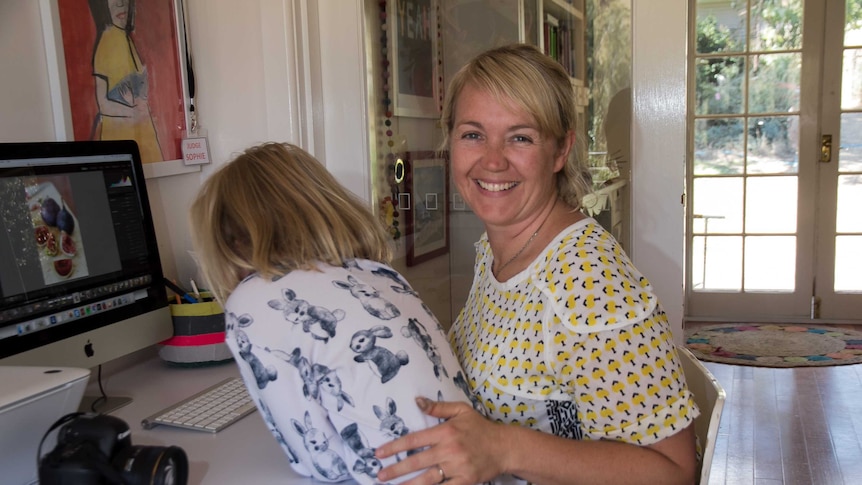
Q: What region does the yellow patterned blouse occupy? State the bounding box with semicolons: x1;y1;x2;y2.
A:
450;219;699;446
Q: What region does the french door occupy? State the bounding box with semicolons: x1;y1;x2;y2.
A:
687;0;862;322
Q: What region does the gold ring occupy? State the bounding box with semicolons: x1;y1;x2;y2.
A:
437;464;446;483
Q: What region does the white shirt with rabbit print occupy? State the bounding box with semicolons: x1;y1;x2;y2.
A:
224;259;495;484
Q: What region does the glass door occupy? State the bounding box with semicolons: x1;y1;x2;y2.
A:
687;0;862;322
816;0;862;319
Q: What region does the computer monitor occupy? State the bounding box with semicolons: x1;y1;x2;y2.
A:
0;141;172;405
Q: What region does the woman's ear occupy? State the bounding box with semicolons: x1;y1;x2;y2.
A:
553;130;577;173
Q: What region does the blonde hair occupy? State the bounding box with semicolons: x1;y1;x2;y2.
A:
440;43;592;208
189;142;392;303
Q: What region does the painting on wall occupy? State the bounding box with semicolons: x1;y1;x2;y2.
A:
404;151;449;266
389;0;439;118
40;0;195;178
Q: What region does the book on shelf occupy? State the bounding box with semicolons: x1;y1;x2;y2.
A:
544;13;559;62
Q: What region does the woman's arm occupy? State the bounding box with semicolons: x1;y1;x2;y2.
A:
375;398;697;485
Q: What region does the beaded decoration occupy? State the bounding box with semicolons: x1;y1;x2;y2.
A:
379;0;401;241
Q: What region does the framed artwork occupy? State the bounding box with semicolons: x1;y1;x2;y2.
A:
389;0;440;118
39;0;196;179
404;151;449;266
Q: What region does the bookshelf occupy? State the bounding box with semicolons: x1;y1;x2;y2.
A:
522;0;589;168
523;0;586;85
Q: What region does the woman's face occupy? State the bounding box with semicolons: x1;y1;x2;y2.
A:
109;0;129;29
449;82;569;232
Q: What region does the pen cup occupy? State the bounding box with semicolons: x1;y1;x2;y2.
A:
159;292;233;366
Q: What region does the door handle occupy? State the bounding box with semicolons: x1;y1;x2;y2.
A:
821;134;832;163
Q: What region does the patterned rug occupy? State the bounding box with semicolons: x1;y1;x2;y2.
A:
685;323;862;367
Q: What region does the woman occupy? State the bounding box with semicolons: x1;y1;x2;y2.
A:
88;0;162;163
375;44;700;485
189;142;483;484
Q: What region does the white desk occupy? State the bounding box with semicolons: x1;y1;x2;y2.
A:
87;355;322;485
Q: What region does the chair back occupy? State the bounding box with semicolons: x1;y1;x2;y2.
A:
677;347;726;485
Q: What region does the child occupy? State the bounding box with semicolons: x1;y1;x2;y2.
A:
189;142;479;484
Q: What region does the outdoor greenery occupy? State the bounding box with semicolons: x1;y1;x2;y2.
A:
695;0;862;174
586;0;631;166
694;1;804;173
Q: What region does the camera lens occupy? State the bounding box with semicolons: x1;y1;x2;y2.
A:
113;445;188;485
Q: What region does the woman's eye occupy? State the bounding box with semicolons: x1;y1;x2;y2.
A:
460;132;481;140
512;134;533;143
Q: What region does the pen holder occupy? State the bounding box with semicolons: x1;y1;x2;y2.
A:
159;292;233;366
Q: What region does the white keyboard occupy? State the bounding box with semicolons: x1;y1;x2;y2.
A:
141;377;256;433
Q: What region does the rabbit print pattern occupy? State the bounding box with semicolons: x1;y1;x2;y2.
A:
224;260;491;484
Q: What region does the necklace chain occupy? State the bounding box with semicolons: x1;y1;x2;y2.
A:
495;200;556;275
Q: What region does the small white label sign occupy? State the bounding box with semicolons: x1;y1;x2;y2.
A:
181;137;211;165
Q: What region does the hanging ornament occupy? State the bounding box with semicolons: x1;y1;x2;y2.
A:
380;0;401;241
436;1;444;113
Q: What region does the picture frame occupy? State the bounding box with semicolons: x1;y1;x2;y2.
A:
39;0;197;179
404;151;449;266
388;0;440;119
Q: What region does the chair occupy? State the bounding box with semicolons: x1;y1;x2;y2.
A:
677;347;726;485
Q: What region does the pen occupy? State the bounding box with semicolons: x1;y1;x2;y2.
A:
190;279;201;299
164;278;198;304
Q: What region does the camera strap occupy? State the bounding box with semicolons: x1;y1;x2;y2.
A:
37;412;87;461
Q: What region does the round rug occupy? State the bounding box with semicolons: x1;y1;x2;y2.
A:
685;324;862;367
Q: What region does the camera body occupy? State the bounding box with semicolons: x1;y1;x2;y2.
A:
39;413;188;485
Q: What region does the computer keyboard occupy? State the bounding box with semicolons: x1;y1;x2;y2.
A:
141;377;256;433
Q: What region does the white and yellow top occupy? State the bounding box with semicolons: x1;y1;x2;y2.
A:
450;218;699;446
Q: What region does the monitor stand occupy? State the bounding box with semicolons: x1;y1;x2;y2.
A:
78;395;133;414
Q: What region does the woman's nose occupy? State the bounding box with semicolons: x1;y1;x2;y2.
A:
480;141;508;171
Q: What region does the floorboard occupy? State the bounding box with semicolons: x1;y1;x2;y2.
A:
687;323;862;485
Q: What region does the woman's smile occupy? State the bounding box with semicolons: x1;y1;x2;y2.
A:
475;180;519;192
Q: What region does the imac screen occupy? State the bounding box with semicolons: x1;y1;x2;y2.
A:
0;140;171;368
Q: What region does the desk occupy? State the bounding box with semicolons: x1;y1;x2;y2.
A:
87;354;320;484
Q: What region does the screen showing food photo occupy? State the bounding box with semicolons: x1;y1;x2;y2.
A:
26;175;90;284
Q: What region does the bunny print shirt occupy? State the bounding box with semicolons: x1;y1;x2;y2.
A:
450;219;699;458
224;259;485;484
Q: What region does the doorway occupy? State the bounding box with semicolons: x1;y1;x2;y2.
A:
687;0;862;322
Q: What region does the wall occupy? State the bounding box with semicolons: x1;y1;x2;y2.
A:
1;0;688;340
2;0;454;329
361;0;452;326
440;0;522;320
631;0;687;343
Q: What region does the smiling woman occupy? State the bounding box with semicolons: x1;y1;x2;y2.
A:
373;44;700;485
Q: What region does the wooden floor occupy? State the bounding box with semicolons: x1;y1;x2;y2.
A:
687;324;862;485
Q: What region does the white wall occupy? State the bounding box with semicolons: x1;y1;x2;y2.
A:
631;0;687;342
0;1;55;142
1;0;688;339
3;0;371;287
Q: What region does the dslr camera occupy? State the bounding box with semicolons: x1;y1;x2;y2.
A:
39;413;188;485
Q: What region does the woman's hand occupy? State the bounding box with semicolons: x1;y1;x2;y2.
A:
375;397;508;484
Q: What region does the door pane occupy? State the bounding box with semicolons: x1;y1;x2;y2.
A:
842;48;862;110
750;0;803;51
835;236;862;292
748;53;801;114
694;118;745;175
745;176;797;233
836;175;862;232
693;177;743;233
747;116;800;173
744;236;796;291
695;57;746;115
696;2;747;53
840;113;862;171
693;235;742;290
